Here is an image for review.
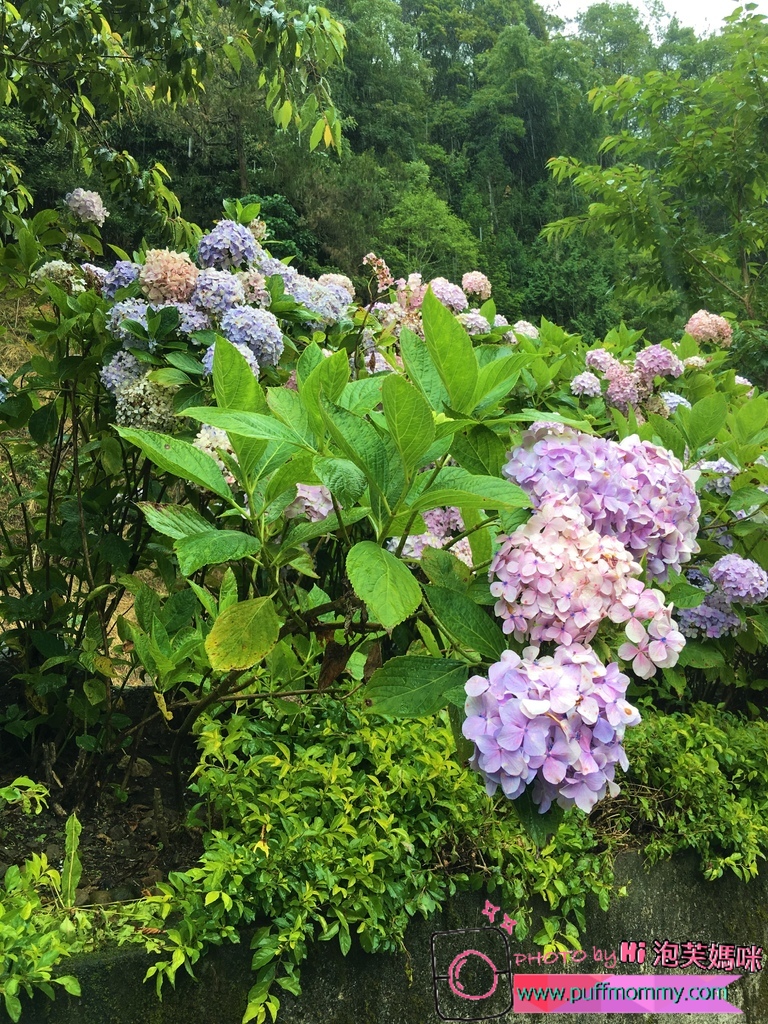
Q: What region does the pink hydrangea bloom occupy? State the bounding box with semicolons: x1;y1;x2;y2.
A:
684;310;733;348
138;249;199;303
462;271;492;300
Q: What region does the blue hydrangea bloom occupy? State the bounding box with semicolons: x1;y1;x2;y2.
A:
219;306;284;367
197;220;260;270
108;299;149;345
191;269;245;314
103;261;141;300
100;351;145;394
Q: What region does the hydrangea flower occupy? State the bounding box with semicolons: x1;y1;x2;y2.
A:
660;392;691;414
511;320;539;340
191;269;245;314
31;260;85;293
677;586;744;639
604;364;642;412
389;506;471;566
103;261;141;300
318;273;355;300
684;310;733;348
235;269;270;306
285;484;335;522
429;277;468;313
735;375;755;397
100;351;145;394
462;271;492;300
139;249;198;303
683;356;707;369
634;345;684;381
303;281;352;327
457;310;491;335
571;371;602;397
219;306;284;367
504;423;701;580
65;188;109;227
193;425;238;487
81;262;108;292
462;644;641;813
0;374;8;403
197;219;260;269
696;458;740;496
395;273;427;310
115;376;176;432
710;554;768;605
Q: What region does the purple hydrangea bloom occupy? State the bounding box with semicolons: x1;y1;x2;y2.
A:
571;372;602;397
100;351;145;394
462;645;640;813
710;554;768;605
197;220;260;270
634;345;684;381
677;586;744;639
0;374;8;403
504;424;700;581
429;278;468;313
219;306;284;366
697;458;740;496
191;269;246;314
457;310;491;335
65;188;109;227
103;261;141;300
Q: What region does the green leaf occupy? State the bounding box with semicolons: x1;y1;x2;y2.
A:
381;373;435;471
686;393;728;452
400;328;450;412
451;426;507;477
422;289;478;413
727;485;768;512
278;508;371;558
346;542;421;629
175;531;261;576
447;702;475;767
421;547;472;591
204;597;283;671
301;349;349;437
313;456;366;506
61;813;82;907
410;468;529;513
182;408;316;451
366;655;468;716
55;977;81;996
213;336;268;412
137;502;213;540
115;427;233;499
425;585;506;660
320;401;389;504
28;402;59;444
473;353;525;410
677;640;726;669
17;227;38;270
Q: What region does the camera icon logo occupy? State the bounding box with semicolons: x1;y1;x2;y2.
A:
430;927;513;1021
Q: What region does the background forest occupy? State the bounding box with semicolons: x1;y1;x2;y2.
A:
3;0;749;346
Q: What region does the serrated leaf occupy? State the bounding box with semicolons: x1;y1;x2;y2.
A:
175;531;261;576
346;542;421;629
365;655;468;716
422;289;478;413
381;373;435;471
115;427;232;499
204;597;282;671
425;585;506;659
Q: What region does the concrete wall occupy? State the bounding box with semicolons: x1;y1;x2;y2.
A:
21;851;768;1024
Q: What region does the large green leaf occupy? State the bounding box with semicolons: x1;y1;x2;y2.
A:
686;393;728;452
175;531;261;576
346;542;421;629
182;408;316;451
421;289;478;413
425;585;506;660
204;597;283;671
400;327;450;412
313;456;367;506
410;468;529;513
365;656;468;716
320;400;389;503
300;348;350;437
61;813;82;907
213;338;269;479
115;426;233;500
451;426;508;478
381;373;435;472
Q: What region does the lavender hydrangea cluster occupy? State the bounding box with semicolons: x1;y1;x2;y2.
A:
219;306;284;367
660;392;691;414
462;644;641;813
285;484;335;522
303;281;352;327
710;554;768;605
65;188;109;227
634;344;684;382
429;278;468;313
677;588;743;639
571;371;602;397
457;310;491;335
197;220;260;270
103;261;141;300
505;423;700;580
191;269;245;314
584;345;685;414
100;351;145;394
696;458;740;496
160;302;211;338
